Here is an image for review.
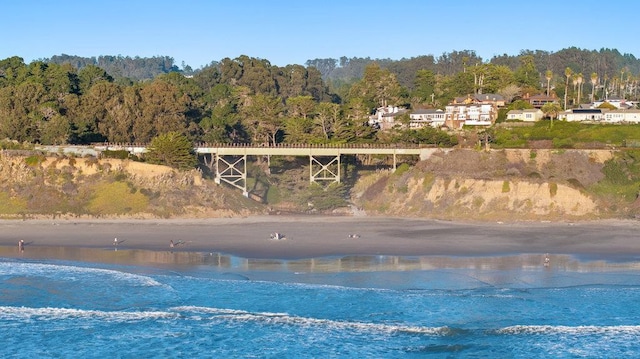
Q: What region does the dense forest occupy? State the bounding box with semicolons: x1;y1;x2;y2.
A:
0;47;639;148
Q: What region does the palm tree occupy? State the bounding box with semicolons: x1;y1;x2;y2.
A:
590;72;598;102
542;102;562;129
572;74;579;106
564;67;572;109
545;70;553;97
577;73;583;106
620;67;627;97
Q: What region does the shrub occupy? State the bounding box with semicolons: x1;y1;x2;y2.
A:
394;163;411;176
24;155;45;167
0;192;28;214
102;150;131;160
298;183;348;211
86;181;149;215
502;181;510;193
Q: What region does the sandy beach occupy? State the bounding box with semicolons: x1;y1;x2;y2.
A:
1;216;640;262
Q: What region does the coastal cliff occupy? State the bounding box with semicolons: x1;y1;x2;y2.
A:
0;148;638;221
352;149;631;221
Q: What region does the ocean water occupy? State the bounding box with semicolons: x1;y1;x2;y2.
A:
1;249;640;358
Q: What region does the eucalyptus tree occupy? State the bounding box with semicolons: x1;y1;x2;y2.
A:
590;72;598;102
78;65;113;95
192;65;221;92
223;55;277;96
136;80;189;143
199;83;245;144
277;64;307;99
620;67;627;97
0;56;26;87
40;114;71;145
156;72;206;126
0;85;36;142
437;71;474;100
481;64;515;94
89;82;138;143
348;64;403;110
412;69;436;106
514;55;539;90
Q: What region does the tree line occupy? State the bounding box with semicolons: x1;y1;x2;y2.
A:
1;47;639;149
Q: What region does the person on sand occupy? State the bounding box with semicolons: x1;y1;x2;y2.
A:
170;240;174;248
18;239;24;253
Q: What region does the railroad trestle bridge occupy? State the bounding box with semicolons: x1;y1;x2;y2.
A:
37;143;439;197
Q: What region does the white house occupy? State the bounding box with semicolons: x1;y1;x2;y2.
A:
506;109;544;122
559;109;607;122
602;109;640;123
444;104;496;129
368;105;407;130
409;109;446;128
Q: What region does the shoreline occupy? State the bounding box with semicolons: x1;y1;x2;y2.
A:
1;216;640;262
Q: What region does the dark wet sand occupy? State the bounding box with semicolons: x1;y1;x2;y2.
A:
1;216;640;261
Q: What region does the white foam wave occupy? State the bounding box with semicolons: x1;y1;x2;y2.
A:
0;306;178;322
0;261;163;287
172;306;449;335
498;325;640;335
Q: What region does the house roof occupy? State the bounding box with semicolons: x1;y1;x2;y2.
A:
507;109;542;114
411;109;443;114
381;109;407;117
571;109;604;114
526;94;557;100
474;93;504;101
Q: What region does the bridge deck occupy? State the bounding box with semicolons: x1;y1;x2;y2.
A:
34;143;437;160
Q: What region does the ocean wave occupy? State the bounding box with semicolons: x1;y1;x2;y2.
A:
171;305;452;335
0;261;164;287
497;325;640;335
0;306;178;322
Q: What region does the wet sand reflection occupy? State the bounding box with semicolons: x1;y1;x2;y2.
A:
1;246;639;273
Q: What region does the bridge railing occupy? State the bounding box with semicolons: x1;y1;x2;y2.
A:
193;142;437;149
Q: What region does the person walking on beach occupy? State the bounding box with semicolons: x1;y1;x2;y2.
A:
18;239;24;253
114;237;118;251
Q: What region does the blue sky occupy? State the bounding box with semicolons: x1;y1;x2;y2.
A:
3;0;639;69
